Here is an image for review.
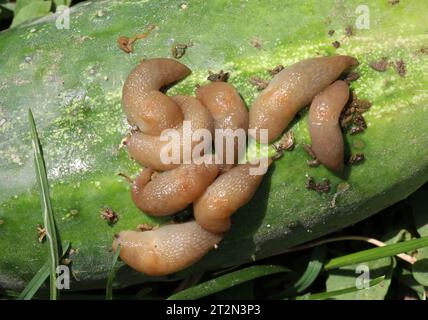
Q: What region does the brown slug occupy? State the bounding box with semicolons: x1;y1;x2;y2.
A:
131;155;219;216
249;55;358;143
112;221;223;276
115;55;365;277
126;95;214;171
122;58;190;135
308;80;350;172
196;82;249;172
193;161;270;234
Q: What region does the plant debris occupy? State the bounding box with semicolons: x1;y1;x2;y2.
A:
370;58;389;72
350;114;367;135
340;92;372;134
305;175;330;193
332;41;341;49
249;76;269;90
303;144;320;167
250;38;263;49
345;26;353;37
117;25;156;53
417;47;428;55
61;257;72;266
272;131;295;154
269;65;284;76
100;208;119;225
394;59;407;77
171;43;189;59
348;153;365;165
36;224;46;243
117;36;133;53
207;70;229;82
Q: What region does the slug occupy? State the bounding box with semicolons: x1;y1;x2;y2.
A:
112;221;223;276
126;95;214;171
122;58;191;135
131;155;219;216
193;161;270;234
249;55;358;143
196;82;249;172
308;80;350;172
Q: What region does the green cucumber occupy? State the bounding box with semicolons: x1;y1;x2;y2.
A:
0;0;427;291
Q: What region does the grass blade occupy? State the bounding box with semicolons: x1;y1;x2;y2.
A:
168;265;290;300
324;236;428;270
19;262;50;300
293;245;326;293
133;287;153;300
296;276;385;300
29;109;61;300
269;246;326;299
18;242;70;300
106;245;121;300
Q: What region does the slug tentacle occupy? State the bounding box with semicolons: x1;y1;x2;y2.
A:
308;80;350;172
122;58;191;135
194;161;270;234
112;221;223;276
196;82;249;173
127;96;214;171
249;55;358;143
131;155;219;216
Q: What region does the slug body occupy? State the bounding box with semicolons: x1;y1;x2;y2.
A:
131;155;219;216
127;96;214;171
249;55;358;143
122;58;191;135
113;221;223;276
196;82;249;172
194;162;269;233
308;80;350;172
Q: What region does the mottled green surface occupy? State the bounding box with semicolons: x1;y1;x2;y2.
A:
0;0;427;291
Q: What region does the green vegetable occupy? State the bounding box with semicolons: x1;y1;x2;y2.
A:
0;0;427;291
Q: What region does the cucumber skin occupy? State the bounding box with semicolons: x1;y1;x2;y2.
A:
0;0;427;291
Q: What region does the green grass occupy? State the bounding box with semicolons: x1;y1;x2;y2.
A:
324;236;428;270
295;276;386;300
18;241;70;300
168;265;291;300
29;109;62;300
106;244;121;300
